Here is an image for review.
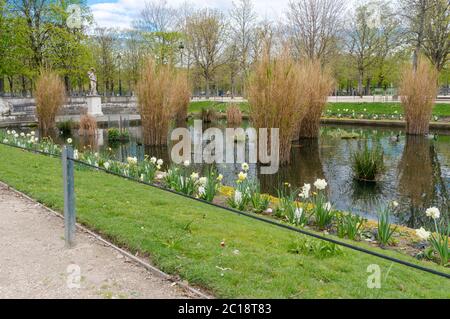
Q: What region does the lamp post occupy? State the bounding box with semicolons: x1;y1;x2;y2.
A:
178;42;184;67
117;53;122;96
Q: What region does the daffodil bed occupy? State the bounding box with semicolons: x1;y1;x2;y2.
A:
0;144;449;298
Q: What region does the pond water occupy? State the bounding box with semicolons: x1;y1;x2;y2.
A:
7;122;449;228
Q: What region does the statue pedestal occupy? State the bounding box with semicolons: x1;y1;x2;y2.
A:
86;96;103;116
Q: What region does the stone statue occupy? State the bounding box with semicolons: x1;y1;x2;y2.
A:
87;68;97;96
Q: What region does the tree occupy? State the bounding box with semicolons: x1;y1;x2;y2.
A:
229;0;256;94
286;0;346;64
91;28;118;96
347;1;400;96
422;0;450;72
186;9;227;98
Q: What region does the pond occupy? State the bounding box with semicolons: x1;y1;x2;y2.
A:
7;121;449;229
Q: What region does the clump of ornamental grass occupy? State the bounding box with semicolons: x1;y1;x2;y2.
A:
201;107;217;123
247;50;308;165
170;71;191;124
297;60;335;139
78;114;97;136
226;104;243;126
35;70;66;137
136;59;174;145
351;142;385;181
399;58;438;135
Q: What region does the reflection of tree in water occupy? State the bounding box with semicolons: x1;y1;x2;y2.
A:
78;134;98;152
350;180;384;208
259;139;325;194
397;136;443;228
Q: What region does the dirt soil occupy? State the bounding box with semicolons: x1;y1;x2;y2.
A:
0;184;193;299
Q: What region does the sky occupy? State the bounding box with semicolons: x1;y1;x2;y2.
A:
87;0;292;29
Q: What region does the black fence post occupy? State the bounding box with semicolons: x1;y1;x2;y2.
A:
62;145;76;248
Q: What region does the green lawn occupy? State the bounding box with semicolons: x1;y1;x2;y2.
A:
189;101;450;119
0;144;449;298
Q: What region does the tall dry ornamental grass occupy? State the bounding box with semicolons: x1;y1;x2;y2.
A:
399;59;438;135
247;51;308;164
137;59;174;145
35;70;66;137
78;114;97;136
297;60;334;139
227;104;243;126
170;71;191;124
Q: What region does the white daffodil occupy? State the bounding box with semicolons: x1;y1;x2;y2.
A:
3;139;8;143
415;227;431;241
190;172;199;180
314;179;328;190
294;208;303;223
127;156;137;165
66;138;72;144
73;150;79;160
30;131;35;136
198;177;208;186
198;186;206;196
157;159;163;166
241;162;249;172
238;171;247;181
234;190;242;204
217;174;224;182
183;160;190;167
20;132;25;137
104;162;110;170
323;202;332;211
299;183;311;199
425;207;440;220
6;130;11;135
392;201;399;208
150;157;157;164
14;133;19;138
140;174;144;181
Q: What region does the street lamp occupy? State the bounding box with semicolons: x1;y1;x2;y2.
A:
117;53;122;96
178;42;185;67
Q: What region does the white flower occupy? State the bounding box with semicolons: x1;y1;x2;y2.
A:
217;174;224;182
392;201;399;208
73;150;79;160
157;159;163;166
127;156;137;165
34;137;39;143
265;208;273;214
415;227;431;241
20;132;25;137
190;172;199;180
241;162;249;172
66;138;72;144
299;183;311;199
425;207;440;220
198;177;208;186
30;131;35;136
323;202;332;211
14;133;18;138
104;162;110;170
238;171;247;181
140;174;144;181
183;160;190;167
294;208;303;223
234;190;242;204
6;130;11;135
150;157;157;164
314;179;328;190
11;130;16;135
3;139;8;143
156;173;166;180
198;186;206;196
26;133;31;137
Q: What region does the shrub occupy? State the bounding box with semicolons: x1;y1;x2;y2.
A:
351;142;385;181
247;49;308;164
78;115;97;136
57;120;73;136
107;128;120;142
201;107;217;123
399;58;438;135
297;60;335;139
35;70;66;137
226;104;242;126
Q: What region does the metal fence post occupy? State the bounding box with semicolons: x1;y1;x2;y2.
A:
62;145;76;248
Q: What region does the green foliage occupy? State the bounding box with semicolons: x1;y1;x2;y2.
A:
276;184;308;226
288;237;342;259
337;213;366;241
198;167;222;202
377;207;397;247
310;192;335;230
107;128;130;142
352;142;385;181
248;182;270;214
429;219;449;266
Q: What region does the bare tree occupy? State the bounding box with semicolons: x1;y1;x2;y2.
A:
286;0;346;63
136;0;177;32
229;0;257;93
250;19;275;62
186;9;227;98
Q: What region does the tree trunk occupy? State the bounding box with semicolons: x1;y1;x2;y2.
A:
21;75;26;97
205;79;210;99
0;76;4;96
358;70;364;97
8;76;13;95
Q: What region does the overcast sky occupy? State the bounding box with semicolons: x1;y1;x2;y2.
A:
87;0;295;29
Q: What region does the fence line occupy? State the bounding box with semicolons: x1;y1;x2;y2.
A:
0;141;449;279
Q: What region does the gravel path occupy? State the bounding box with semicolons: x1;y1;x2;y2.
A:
0;184;193;299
